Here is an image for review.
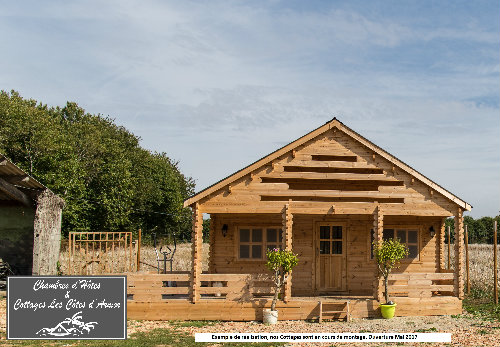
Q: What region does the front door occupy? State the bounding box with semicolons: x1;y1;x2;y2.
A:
316;223;346;292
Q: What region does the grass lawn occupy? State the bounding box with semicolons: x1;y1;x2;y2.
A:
0;327;284;347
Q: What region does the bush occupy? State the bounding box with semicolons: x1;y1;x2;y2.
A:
373;239;408;304
266;249;298;311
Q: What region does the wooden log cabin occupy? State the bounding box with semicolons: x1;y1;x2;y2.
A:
127;118;472;320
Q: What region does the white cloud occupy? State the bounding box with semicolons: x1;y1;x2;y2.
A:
0;0;498;217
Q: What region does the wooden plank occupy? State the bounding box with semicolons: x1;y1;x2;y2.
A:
190;203;203;303
389;273;454;280
128;287;190;295
465;224;470;295
126;296;462;320
373;206;384;301
454;208;464;299
128;274;190;282
201;202;453;216
208;215;216;273
199;274;253;281
439;218;446;270
261;172;399;181
283;203;293;302
0;177;32;206
283;160;379;169
231;189;411;199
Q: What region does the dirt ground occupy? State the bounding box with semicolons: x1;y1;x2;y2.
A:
3;298;498;347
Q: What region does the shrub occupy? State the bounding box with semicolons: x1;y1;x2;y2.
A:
266;249;298;311
373;239;409;304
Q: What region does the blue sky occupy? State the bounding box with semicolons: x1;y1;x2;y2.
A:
1;1;499;217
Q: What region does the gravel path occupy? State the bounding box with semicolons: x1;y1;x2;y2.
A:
126;312;500;346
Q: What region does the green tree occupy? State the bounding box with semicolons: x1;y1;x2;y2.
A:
265;249;298;311
373;239;409;304
0;90;195;240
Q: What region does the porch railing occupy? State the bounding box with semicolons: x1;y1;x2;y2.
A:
127;273;275;302
388;272;454;298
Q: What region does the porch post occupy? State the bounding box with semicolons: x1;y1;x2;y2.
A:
190;203;203;303
283;203;293;303
208;214;216;274
373;206;384;301
439;218;446;271
454;208;464;299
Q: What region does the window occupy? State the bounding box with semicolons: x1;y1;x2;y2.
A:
319;225;343;255
238;227;283;260
370;227;420;260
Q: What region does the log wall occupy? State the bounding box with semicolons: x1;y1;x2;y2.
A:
209;213;444;297
127;297;462;321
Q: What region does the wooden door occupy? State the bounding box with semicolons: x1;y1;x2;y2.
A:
316;223;346;292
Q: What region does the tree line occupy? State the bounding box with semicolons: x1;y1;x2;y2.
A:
0;90;195;241
445;215;500;244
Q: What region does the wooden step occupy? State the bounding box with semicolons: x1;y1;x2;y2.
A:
318;300;351;322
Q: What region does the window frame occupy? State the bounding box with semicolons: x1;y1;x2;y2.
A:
236;226;283;261
368;225;422;263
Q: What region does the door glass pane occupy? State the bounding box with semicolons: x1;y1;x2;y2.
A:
240;229;250;242
252;229;262;242
320;226;330;239
383;229;394;240
396;230;406;243
408;230;418;243
240;245;249;258
332;226;342;239
279;229;283;243
408;245;418;259
320;241;330;254
252;245;262;259
267;229;277;242
332;241;342;254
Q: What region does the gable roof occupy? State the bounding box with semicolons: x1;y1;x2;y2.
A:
184;118;472;211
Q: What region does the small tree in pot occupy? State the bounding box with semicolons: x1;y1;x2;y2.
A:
263;248;298;324
373;238;408;318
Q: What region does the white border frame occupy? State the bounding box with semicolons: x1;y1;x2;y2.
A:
7;275;127;340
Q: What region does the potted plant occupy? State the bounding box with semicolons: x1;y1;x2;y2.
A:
373;238;409;319
263;248;298;324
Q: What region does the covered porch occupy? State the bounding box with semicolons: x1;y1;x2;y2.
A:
126;204;465;320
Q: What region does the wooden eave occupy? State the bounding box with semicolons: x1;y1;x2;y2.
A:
183;118;472;211
0;153;50;206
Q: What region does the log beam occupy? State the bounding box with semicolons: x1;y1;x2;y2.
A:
208;214;216;274
454;209;464;299
0;177;32;207
201;202;454;216
439;218;446;271
282;203;293;303
190;203;203;303
373;206;384;301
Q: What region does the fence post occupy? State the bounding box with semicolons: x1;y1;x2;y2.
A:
68;233;72;275
137;229;142;271
465;225;470;296
494;220;498;305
